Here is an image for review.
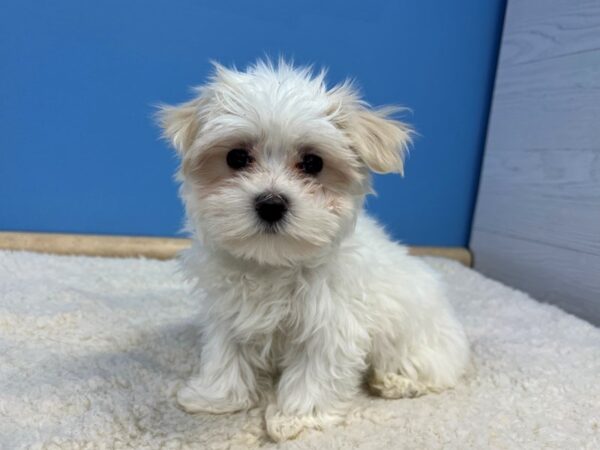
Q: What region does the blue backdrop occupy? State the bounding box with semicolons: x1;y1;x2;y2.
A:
0;0;505;246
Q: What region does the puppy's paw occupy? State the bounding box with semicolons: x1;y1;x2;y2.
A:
368;371;427;399
264;404;344;442
176;383;254;414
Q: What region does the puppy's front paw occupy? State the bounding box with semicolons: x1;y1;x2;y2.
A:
264;404;344;442
176;383;254;414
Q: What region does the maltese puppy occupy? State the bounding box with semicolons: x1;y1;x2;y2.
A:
159;59;469;441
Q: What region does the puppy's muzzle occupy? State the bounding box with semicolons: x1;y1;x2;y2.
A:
255;193;289;225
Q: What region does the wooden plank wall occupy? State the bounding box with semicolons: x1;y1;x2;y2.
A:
471;0;600;324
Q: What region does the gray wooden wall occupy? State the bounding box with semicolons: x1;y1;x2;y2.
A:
470;0;600;325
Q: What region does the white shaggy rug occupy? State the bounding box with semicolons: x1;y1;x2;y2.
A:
1;250;599;450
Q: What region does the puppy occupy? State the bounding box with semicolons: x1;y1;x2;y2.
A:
158;59;469;441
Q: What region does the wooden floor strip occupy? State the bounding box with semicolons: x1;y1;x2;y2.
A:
0;231;472;266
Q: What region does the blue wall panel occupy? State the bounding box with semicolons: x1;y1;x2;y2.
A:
0;0;505;245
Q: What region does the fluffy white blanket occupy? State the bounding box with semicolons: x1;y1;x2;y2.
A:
1;250;598;449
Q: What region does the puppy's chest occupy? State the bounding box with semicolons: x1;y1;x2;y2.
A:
226;273;321;342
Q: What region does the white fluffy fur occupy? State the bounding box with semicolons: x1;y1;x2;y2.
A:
158;59;469;441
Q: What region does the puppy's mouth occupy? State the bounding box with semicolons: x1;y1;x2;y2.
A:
259;222;284;234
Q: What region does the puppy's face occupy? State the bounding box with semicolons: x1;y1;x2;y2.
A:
159;61;411;266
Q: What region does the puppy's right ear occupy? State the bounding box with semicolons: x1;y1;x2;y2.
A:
156;97;204;156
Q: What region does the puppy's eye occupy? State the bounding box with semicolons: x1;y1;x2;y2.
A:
299;154;323;175
226;148;252;170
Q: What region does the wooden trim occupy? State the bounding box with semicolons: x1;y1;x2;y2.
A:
0;232;189;261
408;246;472;267
0;231;472;266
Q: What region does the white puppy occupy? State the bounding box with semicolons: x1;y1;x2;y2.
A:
159;59;469;441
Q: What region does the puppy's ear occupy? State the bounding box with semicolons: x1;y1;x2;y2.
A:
329;81;412;175
156;97;204;156
345;106;412;175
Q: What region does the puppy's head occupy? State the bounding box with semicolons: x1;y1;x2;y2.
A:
158;60;412;266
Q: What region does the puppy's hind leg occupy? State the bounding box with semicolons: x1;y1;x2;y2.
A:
367;299;469;399
367;369;428;399
366;330;430;399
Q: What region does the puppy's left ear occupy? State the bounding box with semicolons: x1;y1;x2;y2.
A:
156;97;204;156
345;106;413;175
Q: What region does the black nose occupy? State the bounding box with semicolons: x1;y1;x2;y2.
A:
255;193;289;224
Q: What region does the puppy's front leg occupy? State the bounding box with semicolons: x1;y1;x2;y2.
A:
177;324;257;414
266;319;368;441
